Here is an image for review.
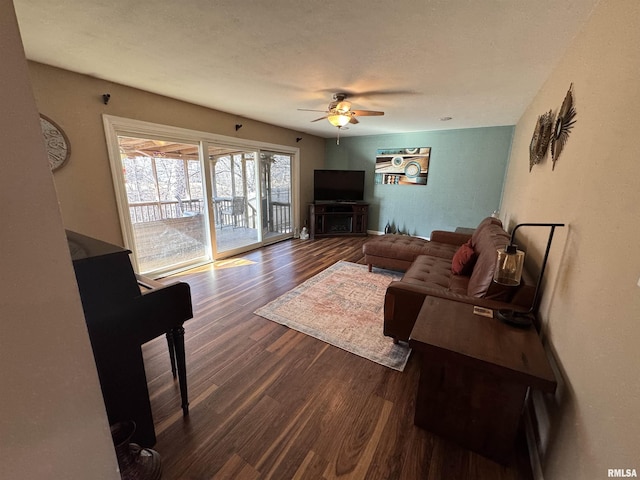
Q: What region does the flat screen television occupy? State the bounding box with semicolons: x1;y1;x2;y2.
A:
314;169;365;202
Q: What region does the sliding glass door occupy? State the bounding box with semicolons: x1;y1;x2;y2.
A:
260;151;293;242
104;115;298;276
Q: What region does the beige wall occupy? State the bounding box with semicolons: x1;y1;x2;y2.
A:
28;62;326;246
0;1;119;478
500;0;640;477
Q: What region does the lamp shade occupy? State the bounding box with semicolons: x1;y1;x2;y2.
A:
327;113;351;127
494;244;524;286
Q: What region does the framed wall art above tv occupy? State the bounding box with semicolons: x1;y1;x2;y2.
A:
374;147;431;186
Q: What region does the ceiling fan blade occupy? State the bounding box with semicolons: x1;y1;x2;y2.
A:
318;88;418;100
351;89;418;99
352;110;384;116
349;116;359;124
311;116;328;122
298;108;328;113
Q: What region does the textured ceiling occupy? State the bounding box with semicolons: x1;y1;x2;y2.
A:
14;0;599;139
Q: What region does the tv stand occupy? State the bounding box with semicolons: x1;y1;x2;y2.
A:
315;200;357;205
309;202;368;239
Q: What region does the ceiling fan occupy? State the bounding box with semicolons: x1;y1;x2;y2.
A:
298;93;384;129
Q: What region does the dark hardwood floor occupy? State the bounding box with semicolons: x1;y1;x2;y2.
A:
143;237;532;479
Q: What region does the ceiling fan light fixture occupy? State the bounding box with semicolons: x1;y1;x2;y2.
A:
327;113;351;127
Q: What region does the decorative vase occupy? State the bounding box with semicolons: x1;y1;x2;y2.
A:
110;421;162;480
384;222;391;234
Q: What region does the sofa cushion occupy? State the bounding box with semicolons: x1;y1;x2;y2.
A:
467;224;510;297
471;216;503;248
401;255;452;290
421;241;460;260
448;274;469;295
451;240;476;275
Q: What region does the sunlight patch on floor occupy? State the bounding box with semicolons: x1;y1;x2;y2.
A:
213;258;257;269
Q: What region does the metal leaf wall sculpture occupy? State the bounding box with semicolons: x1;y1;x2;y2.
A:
529;110;554;171
550;84;577;170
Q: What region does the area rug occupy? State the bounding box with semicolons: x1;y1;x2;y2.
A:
254;261;410;371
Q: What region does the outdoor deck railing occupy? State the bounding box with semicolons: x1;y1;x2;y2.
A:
129;198;291;234
129;199;204;223
271;201;291;233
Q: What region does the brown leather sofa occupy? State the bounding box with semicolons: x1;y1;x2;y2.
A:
363;217;534;343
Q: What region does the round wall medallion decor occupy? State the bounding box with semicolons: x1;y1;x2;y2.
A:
40;114;71;171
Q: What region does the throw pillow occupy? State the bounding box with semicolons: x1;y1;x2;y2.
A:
451;240;476;275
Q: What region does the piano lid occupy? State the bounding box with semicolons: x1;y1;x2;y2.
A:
66;229;132;263
66;230;141;313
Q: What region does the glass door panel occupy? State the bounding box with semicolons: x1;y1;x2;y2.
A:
118;135;210;276
208;147;260;255
261;151;292;243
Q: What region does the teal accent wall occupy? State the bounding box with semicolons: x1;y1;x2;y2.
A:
324;126;514;237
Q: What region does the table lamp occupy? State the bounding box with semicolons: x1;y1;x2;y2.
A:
493;222;565;327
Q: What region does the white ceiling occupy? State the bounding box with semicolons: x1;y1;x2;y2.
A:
14;0;599;139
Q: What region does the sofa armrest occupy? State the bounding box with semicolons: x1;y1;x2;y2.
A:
386;281;529;313
383;280;530;342
429;231;471;246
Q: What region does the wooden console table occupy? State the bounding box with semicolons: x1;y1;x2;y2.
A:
409;297;556;464
309;202;368;238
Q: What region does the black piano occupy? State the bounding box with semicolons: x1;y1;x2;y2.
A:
67;230;193;447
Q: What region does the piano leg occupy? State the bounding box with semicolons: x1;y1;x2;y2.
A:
166;331;177;379
172;326;190;416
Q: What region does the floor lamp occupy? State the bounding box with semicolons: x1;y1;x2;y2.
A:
493;222;565;327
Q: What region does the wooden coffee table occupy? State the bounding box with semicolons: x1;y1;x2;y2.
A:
409;296;556;464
